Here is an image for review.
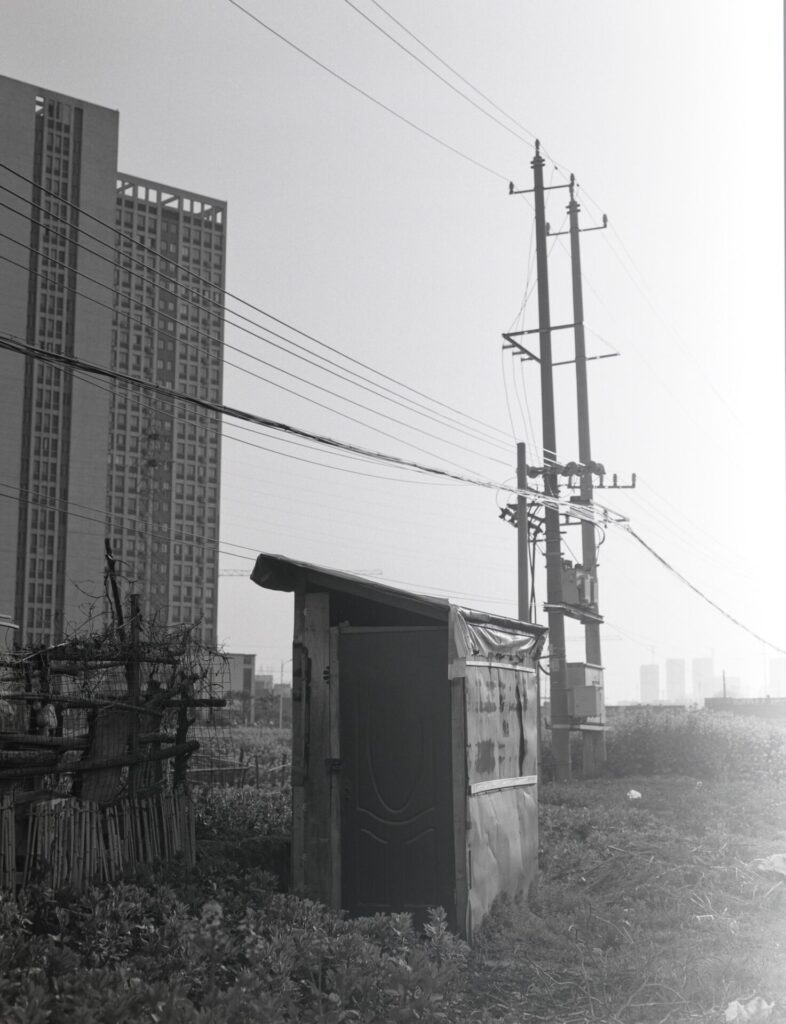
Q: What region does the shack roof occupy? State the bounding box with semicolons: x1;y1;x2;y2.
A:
250;552;546;639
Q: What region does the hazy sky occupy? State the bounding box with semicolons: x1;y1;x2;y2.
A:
3;1;784;700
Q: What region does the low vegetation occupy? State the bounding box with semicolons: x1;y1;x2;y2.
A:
1;710;784;1022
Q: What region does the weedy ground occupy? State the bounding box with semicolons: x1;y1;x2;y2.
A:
463;773;786;1024
0;710;784;1022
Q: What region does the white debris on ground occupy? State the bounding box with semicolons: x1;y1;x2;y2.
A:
749;853;786;878
724;997;775;1022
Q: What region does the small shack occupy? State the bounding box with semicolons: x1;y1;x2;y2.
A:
251;553;547;941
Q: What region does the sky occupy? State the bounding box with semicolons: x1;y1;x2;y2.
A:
3;0;784;701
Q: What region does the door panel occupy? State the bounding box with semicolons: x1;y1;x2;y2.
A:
339;627;454;927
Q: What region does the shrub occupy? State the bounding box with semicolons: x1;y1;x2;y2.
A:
0;871;468;1023
193;781;291;840
605;709;786;780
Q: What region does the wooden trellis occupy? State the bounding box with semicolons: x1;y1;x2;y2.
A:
0;599;224;891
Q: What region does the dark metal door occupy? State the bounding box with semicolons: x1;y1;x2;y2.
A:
339;626;454;927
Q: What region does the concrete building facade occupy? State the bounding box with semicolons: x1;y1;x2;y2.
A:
108;176;225;643
639;663;660;703
769;659;786;699
665;658;686;703
0;76;118;641
691;657;714;702
0;76;224;645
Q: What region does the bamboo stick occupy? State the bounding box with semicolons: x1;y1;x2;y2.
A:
23;805;37;886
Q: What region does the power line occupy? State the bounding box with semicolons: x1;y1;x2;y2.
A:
0;331;619;523
364;0;539;144
224;3;742;443
0;209;510;466
223;0;510;183
5;331;782;654
342;0;535;149
0;246;501;476
623;526;786;656
0;161;512;444
0;193;510;455
35;339;474;489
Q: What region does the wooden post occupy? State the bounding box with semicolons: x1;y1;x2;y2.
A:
328;626;341;910
104;539;126;641
127;594;141;796
291;589;307;892
304;592;330;902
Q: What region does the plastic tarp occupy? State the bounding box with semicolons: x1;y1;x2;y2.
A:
453;607;545;663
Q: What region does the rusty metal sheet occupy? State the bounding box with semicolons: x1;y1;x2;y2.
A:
465;663;537;786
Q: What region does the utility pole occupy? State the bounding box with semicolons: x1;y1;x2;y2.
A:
567;176;606;774
517;441;528;621
531;141;572;782
505;150;627;780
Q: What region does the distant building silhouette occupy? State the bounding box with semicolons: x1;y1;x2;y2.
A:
770;658;786;699
665;658;686;702
639;663;660;703
691;657;714;701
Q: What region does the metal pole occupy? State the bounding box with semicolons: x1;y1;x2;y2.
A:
532;141;571;781
567;176;605;773
517;442;529;622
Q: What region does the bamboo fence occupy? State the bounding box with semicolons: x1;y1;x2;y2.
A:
0;790;196;892
0;613;228;891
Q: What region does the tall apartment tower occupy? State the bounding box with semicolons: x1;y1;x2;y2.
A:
639;664;660;703
109;177;225;644
0;76;224;645
691;657;714;703
665;658;686;703
0;77;118;641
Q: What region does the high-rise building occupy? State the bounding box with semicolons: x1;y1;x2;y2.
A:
665;658;686;703
691;657;714;702
0;77;118;641
639;664;660;703
0;76;224;645
769;659;786;698
109;176;225;644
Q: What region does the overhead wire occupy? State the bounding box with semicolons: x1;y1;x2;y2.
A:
0;161;513;445
246;0;747;442
1;43;778;652
507;212;539;450
0;202;512;464
0;244;504;476
5;332;783;655
0;331;624;526
341;0;536;150
18;325;471;490
0;196;508;454
364;0;539;144
223;0;510;183
623;525;786;656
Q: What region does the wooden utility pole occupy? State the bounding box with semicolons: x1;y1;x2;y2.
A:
531;141;572;782
567;177;606;774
